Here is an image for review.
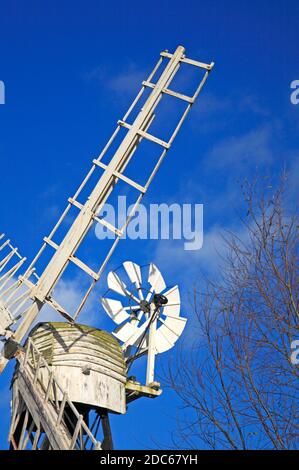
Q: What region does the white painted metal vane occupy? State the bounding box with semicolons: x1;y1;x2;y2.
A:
101;261;187;356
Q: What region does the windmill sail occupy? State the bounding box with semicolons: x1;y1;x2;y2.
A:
0;45;214;373
0;234;30;336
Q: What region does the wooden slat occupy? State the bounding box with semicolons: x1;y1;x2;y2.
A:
45;297;74;323
32;425;41;450
43;236;59;250
183;57;215;70
8;391;21;441
118;120;170;149
142;80;193;103
160;51;213;70
0;239;10;251
93;216;123;238
69;255;100;281
0;257;26;284
18;276;35;291
69;415;83;450
68;198;123;237
0;249;16;270
92;159;146;194
44;237;100;281
18;409;29;449
56;392;68;425
67;197;83;211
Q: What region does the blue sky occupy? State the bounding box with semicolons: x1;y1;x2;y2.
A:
0;0;298;450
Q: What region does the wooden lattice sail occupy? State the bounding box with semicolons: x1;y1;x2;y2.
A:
0;46;214;373
0;45;214;450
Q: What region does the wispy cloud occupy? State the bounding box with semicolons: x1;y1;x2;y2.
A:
153;221;247;285
85;63;146;99
192;91;269;134
151;221;250;347
151;122;276;301
167;123;276;226
204;125;273;171
107;65;145;95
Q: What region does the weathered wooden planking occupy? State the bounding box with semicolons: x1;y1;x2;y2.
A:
15;322;127;414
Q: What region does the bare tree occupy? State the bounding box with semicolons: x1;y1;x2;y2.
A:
167;175;299;449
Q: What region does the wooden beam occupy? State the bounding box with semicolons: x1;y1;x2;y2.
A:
125;380;162;404
142;80;193;103
118;120;170;149
160;51;214;70
92;159;146;194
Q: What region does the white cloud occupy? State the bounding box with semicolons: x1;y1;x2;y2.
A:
204;126;273;171
285;152;299;202
107;65;145;96
154;222;244;283
85;63;146;98
192;91;269;134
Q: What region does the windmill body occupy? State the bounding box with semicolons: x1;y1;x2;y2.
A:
9;323;125;449
0;45;214;449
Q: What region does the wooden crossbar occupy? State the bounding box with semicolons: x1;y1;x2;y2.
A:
142;80;194;103
68;198;123;237
92;159;146;194
118;120;170;149
43;237;100;281
160;51;214;70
